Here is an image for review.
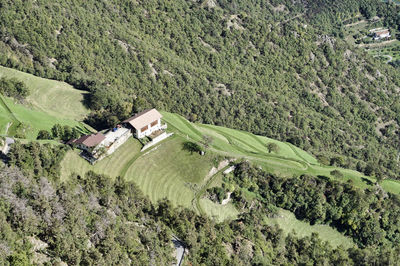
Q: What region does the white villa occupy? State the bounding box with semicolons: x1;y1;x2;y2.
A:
123;109;163;139
373;29;390;40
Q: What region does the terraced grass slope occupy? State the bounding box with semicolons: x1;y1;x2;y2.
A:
161;111;400;194
0;66;92;138
124;136;216;208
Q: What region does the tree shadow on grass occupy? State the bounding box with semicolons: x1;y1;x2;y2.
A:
182;141;202;155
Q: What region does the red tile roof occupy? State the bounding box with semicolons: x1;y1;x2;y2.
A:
72;133;105;147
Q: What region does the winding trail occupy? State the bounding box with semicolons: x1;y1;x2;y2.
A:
373;54;393;64
192;164;231;215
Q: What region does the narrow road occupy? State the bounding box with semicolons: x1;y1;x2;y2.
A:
359;39;397;48
345;19;366;27
4;122;11;135
172;236;185;266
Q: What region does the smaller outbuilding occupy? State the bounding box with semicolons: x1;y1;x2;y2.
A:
68;132;105;152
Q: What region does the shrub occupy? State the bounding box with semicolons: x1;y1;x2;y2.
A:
37;130;52;140
330;169;344;178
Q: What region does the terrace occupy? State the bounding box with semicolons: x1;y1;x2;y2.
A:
102;127;131;148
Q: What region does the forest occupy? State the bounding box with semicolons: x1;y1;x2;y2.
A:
2;0;400;180
1;147;400;265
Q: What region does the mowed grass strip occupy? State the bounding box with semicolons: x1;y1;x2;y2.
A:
124;136;215;208
0;66;89;121
60;138;142;181
161;112;203;141
266;209;354;249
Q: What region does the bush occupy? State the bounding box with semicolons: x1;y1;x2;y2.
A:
330;169;344;178
266;143;280;153
37;130;53;140
0;77;29;99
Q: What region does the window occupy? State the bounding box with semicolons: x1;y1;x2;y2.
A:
141;125;148;132
150;120;158;127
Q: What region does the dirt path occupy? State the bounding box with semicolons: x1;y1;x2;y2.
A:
359;39;397;48
276;13;304;26
345;20;366;27
4;122;11;135
383;54;393;63
373;54;393;64
192;163;232;215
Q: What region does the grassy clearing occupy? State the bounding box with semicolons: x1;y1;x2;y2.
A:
0;66;93;139
199;199;239;222
381;179;400;195
266;209;354;249
0;66;89;121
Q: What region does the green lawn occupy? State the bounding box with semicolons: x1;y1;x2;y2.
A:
0;66;89;121
266;209;354;249
61;135;216;209
1;96;85;139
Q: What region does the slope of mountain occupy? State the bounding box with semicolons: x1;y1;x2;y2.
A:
2;0;400;180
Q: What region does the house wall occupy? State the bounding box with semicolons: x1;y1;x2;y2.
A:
374;32;390;40
135;119;161;138
77;143;90;152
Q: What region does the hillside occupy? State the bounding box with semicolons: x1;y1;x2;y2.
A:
2;0;400;180
0;71;399;263
0;66;92;138
2;0;400;263
0;64;394;249
59;109;400;249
